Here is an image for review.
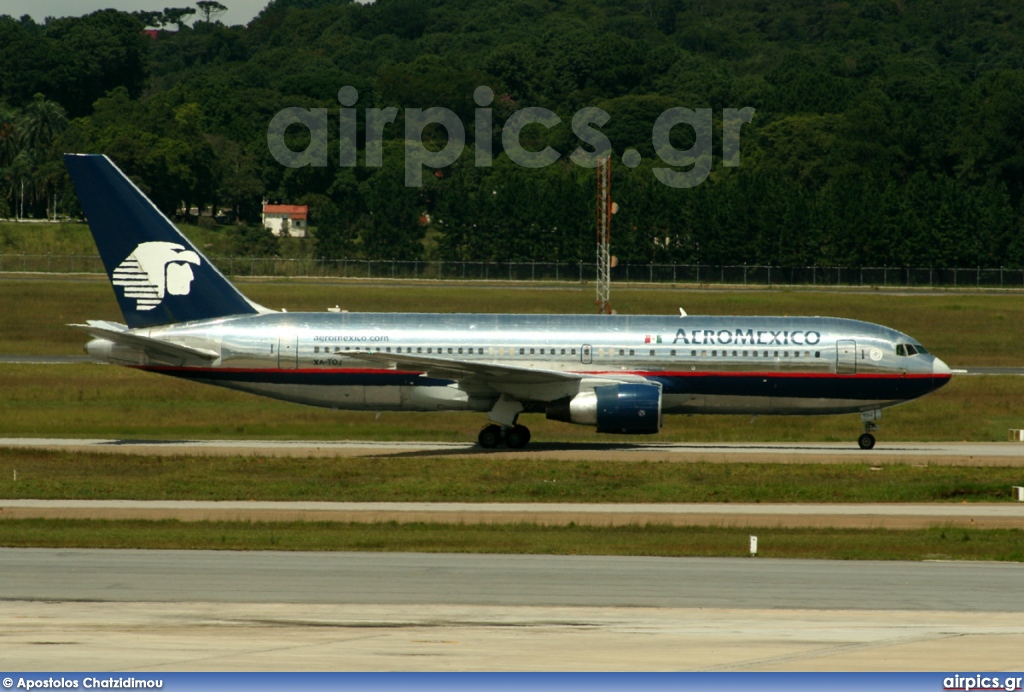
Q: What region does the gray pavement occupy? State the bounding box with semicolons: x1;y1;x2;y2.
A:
2;548;1022;611
5;498;1024;528
2;550;1024;670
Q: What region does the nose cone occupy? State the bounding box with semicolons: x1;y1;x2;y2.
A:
932;356;952;388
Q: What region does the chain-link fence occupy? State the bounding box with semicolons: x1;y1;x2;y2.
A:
4;253;1024;287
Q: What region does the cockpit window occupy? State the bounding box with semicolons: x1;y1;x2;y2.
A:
896;343;925;357
915;344;928;354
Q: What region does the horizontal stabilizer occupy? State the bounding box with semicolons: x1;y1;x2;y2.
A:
71;322;219;363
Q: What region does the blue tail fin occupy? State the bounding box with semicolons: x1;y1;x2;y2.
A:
65;154;262;328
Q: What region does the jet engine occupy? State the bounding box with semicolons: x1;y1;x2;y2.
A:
546;382;662;434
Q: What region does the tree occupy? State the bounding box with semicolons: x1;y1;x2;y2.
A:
313;200;357;260
21;94;67;151
162;7;197;30
195;1;228;24
131;10;165;28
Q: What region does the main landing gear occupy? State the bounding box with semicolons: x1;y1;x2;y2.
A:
858;409;881;450
478;423;532;449
478;394;531;449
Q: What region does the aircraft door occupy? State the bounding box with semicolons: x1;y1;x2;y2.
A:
581;344;593;365
278;336;298;369
836;339;857;374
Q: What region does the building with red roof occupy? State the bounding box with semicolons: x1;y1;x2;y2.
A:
262;203;308;238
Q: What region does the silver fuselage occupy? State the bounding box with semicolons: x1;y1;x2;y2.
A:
87;312;952;417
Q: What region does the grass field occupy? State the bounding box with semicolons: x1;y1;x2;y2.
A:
2;520;1022;561
2;449;1023;502
3;277;1024;559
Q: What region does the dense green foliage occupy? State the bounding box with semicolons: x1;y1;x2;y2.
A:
3;0;1024;267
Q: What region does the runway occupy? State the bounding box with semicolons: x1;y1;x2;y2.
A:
5;549;1023;610
4;436;1024;466
2;549;1023;670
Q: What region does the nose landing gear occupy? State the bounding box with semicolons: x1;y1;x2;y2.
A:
858;410;881;450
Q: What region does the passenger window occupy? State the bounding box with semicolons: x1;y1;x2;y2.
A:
649;349;655;356
417;347;423;353
630;349;635;356
619;349;625;356
520;348;525;355
815;351;820;358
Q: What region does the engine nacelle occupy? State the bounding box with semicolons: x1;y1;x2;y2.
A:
546;382;663;434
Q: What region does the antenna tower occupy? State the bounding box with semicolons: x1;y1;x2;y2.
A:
596;157;612;314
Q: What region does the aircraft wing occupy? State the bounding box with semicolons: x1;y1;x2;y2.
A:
70;321;219;362
351;350;584;385
348;352;643;388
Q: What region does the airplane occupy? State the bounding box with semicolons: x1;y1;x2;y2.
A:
65;153;952;450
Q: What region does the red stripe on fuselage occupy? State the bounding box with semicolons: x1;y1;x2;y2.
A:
134;364;951;382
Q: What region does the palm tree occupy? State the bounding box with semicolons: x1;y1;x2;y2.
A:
21;94;68;152
4;151;33;221
18;95;69;219
0;105;23;219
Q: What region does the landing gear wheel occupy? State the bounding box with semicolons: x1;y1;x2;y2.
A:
478;424;502;449
858;433;876;450
504;424;531;449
